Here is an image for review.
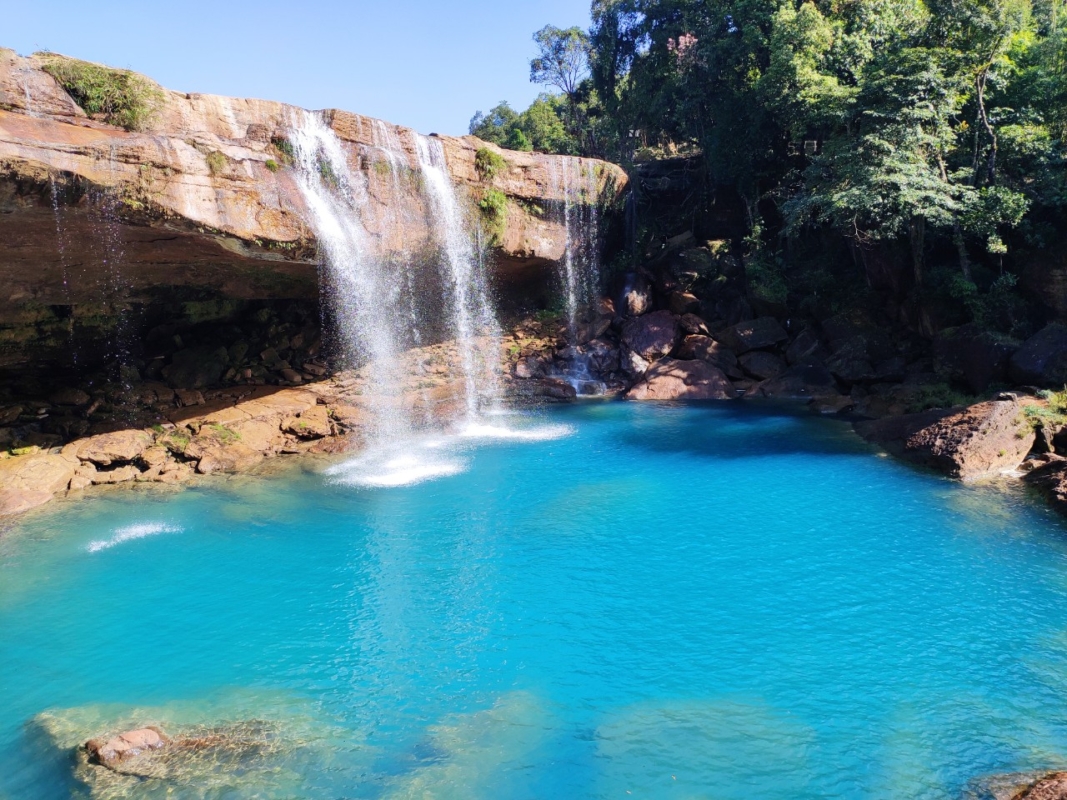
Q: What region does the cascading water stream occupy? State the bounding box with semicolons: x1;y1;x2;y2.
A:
551;156;605;395
414;134;503;422
289;111;411;443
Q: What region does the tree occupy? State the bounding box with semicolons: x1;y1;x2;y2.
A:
530;25;591;98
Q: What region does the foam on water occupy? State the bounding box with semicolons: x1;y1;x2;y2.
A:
86;523;182;553
457;421;574;442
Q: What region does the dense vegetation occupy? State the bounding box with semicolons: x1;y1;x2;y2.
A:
39;54;164;131
471;2;1067;339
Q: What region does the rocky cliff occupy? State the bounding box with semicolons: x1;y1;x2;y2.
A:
0;49;627;373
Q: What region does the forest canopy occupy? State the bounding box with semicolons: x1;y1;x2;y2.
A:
469;1;1067;337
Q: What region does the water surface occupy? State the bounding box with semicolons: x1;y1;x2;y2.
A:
2;403;1067;798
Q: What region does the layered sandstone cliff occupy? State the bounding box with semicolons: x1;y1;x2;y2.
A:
0;48;627;371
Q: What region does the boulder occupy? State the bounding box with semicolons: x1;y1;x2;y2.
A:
747;363;840;401
855;399;1035;481
785;328;827;366
626;358;734;401
678;313;710;336
621;274;653;317
535;377;578;401
621;310;680;361
1024;463;1067;517
193;442;265;475
673;335;740;375
585;338;620;375
162;346;229;389
514;357;545;379
0;452;78;515
716;317;788;354
934;324;1018;393
282;405;332;439
1009;324;1067;386
668;291;702;316
49;388;91;407
74;430;153;466
739;351;785;381
86;727;169;768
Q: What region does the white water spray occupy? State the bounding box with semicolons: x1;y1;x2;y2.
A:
414;135;503;421
289;111;411;441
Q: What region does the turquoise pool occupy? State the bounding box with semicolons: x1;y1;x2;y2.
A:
2;403;1067;798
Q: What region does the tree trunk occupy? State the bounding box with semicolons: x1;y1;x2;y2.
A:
953;221;972;281
909;216;925;286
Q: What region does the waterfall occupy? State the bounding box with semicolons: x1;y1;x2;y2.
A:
414;134;503;421
551;157;605;395
289;111;411;441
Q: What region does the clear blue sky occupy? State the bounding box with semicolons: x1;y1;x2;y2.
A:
3;0;591;135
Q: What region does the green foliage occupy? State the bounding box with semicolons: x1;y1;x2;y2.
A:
470;94;579;154
39;53;164;131
478;189;508;245
271;136;295;165
474;147;506;181
205;151;227;176
265;159;279;173
905;382;980;413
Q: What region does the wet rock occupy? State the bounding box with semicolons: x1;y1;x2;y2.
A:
574;316;612;345
86;728;168;767
535;377;578;401
1025;463;1067;517
192;441;265;475
621;310;679;361
810;395;855;415
747;363;840;401
585;338;620;375
934;324;1018;393
855;399;1035;481
716;316;788;354
0;405;23;425
626;358;733;401
964;771;1067;800
620;349;651;378
73;430;153;466
621;274;653;316
673;335;739;374
50;388;91;407
1009;323;1067;386
514;357;544;379
739;351;785;381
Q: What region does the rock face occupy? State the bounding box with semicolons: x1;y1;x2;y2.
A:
0;49;627;372
0;450;78;515
1010;324;1067;386
716;317;788;354
621;311;679;361
855;399;1035;481
625;358;733;401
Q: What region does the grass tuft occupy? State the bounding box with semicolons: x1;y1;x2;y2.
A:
39;53;164;131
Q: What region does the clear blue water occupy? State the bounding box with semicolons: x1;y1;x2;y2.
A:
3;402;1067;799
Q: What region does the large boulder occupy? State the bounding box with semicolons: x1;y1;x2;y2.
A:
621;310;679;361
1024;462;1067;517
1009;324;1067;386
746;363;840;401
935;324;1018;393
739;351;785;381
0;451;79;515
621;274;653;317
855;399;1035;481
626;358;733;401
716;317;788;354
73;430;154;466
673;335;740;375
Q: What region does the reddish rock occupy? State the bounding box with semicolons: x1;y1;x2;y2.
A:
74;430;153;466
0;451;79;516
86;727;168;767
626;358;733;401
856;399;1035;481
282;405;332;439
678;313;710;336
668;291;702;316
621;310;679;361
1025;463;1067;517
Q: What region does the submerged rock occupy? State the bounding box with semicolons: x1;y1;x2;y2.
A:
625;358;733;401
963;771;1067;800
86;727;168;767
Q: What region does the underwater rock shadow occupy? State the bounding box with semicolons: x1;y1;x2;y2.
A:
613;400;872;462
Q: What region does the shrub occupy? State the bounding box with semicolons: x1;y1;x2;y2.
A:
475;147;506;181
265;158;279;173
39;54;164;131
271;136;294;165
478;188;508;245
205;151;227;175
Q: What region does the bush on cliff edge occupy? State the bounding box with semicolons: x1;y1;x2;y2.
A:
38;53;164;131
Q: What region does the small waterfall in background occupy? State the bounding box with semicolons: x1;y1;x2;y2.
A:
289;111;412;443
414;134;503;422
551;156;605;395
